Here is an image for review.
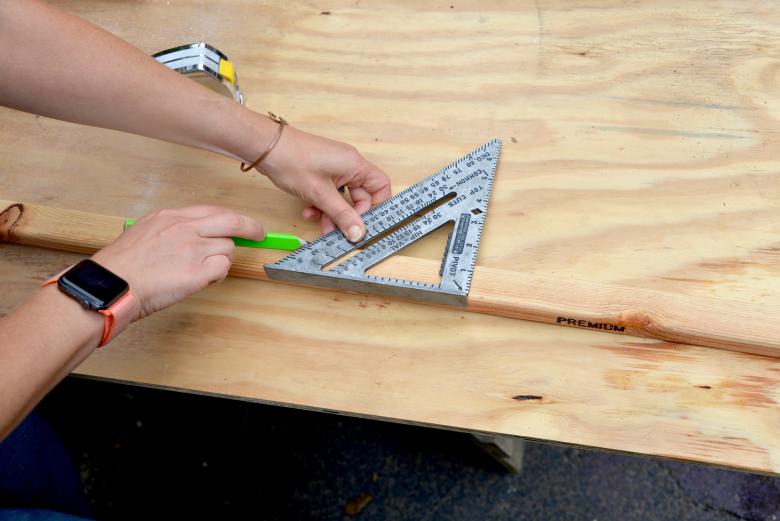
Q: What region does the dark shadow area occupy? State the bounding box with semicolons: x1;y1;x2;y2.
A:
38;378;780;521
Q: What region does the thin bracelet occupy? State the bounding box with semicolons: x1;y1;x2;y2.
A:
240;112;288;173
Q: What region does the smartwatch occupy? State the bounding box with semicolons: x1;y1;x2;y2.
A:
42;259;137;347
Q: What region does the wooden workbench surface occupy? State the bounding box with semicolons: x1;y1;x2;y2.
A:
1;0;779;474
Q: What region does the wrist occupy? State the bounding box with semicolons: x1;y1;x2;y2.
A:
227;107;280;166
89;253;143;321
44;258;142;348
39;284;104;350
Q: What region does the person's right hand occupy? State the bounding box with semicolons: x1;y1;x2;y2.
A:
92;206;264;320
258;125;391;241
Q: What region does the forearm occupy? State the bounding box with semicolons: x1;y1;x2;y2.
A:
0;285;102;441
0;202;266;442
0;0;272;163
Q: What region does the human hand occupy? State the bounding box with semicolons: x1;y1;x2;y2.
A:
259;125;391;242
92;206;263;320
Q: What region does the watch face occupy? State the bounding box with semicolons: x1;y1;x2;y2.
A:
58;259;129;310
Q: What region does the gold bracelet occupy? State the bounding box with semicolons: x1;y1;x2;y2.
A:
240;112;288;173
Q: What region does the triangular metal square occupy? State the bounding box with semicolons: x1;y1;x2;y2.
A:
265;139;501;306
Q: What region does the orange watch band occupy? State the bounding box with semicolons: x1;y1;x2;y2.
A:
96;291;136;346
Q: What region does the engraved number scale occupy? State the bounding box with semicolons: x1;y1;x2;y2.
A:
264;139;501;306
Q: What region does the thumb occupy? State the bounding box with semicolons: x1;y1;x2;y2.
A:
312;185;365;242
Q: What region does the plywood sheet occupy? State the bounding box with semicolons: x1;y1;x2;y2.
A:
1;0;779;473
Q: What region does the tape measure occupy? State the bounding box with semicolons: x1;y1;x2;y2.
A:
266;140;501;305
153;42;243;104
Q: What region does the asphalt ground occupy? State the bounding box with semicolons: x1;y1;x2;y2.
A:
37;378;780;521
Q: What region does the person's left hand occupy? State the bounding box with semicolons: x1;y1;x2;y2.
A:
259;125;391;242
92;206;263;320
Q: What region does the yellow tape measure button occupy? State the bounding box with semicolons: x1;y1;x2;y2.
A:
219;59;235;85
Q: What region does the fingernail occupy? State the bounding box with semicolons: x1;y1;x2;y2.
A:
347;225;364;242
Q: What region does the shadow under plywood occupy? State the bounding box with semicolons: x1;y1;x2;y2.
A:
37;378;780;521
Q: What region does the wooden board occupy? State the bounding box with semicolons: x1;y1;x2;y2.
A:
1;0;779;474
4;199;780;357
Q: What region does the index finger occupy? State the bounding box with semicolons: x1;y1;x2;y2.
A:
193;211;265;241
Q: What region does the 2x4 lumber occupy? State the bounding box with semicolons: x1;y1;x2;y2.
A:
2;199;778;357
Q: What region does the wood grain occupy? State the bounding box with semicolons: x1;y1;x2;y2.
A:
4;199;780;357
1;0;779;474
